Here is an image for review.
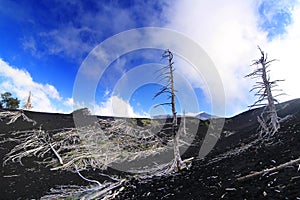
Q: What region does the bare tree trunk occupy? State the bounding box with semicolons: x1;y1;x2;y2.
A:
165;49;186;172
261;60;279;135
24;91;33;110
154;49;187;172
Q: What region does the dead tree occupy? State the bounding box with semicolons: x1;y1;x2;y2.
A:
24;91;33;110
154;49;186;172
245;46;285;137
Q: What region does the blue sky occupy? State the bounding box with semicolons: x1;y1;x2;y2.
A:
0;0;299;117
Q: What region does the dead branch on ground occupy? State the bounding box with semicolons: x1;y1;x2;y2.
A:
0;110;36;125
4;118;174;171
237;157;300;182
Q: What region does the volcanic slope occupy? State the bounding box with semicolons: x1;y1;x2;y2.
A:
0;98;300;199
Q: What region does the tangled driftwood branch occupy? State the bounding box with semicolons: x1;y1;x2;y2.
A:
4;117;194;199
4;118;172;171
0;110;36;125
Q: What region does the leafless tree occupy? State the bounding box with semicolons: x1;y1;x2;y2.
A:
24;91;33;110
245;46;285;137
154;49;186;172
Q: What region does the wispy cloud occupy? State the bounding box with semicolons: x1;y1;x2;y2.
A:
63;97;74;108
38;26;95;60
22;36;40;58
20;1;168;62
0;58;71;113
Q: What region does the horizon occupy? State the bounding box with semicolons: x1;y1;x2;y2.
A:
3;97;300;119
1;1;300;118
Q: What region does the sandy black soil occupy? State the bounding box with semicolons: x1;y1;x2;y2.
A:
1;99;300;199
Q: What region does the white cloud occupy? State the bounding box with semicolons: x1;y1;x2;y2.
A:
163;0;300;116
93;95;149;118
262;3;300;102
64;97;74;107
104;89;110;97
39;26;93;60
0;58;70;113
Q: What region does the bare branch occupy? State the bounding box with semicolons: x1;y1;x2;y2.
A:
75;165;102;187
49;142;63;165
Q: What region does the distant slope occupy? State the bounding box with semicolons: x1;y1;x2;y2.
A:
226;98;300;130
151;112;218;120
194;112;219;120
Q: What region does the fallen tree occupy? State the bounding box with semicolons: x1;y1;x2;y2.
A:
237;157;300;182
